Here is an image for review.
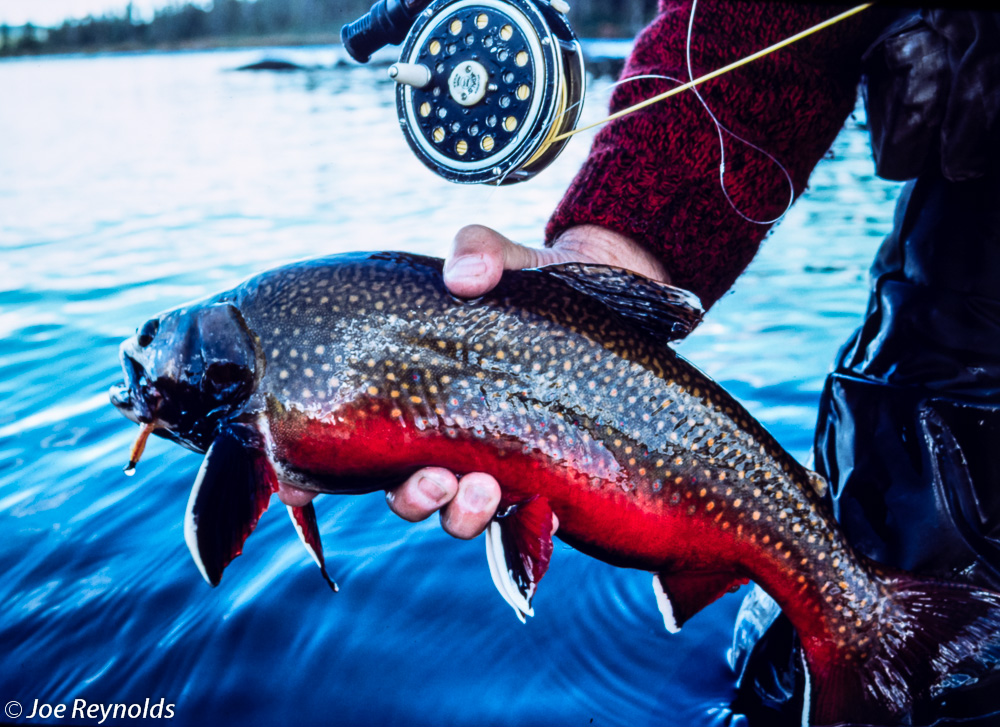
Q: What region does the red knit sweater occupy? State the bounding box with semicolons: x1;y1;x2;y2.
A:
545;1;891;309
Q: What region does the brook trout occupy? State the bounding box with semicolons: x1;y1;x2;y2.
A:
110;252;1000;725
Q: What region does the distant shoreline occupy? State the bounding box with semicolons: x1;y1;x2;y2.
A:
1;0;646;61
0;32;346;59
0;32;632;77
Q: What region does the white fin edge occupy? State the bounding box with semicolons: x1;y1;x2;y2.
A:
485;522;525;622
652;574;681;634
491;522;534;618
287;505;323;569
184;455;213;586
800;649;811;727
485;521;532;622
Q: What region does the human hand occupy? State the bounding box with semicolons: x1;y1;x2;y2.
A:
386;223;670;538
441;223;670;298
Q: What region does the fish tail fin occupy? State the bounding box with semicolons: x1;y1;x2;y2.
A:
804;570;1000;726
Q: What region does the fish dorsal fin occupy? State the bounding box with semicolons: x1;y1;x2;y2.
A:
653;570;748;633
184;424;277;586
485;496;555;623
537;263;704;343
287;502;338;591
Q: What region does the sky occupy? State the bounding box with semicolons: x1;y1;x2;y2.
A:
1;0;177;26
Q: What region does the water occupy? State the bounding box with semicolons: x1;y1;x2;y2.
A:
0;47;901;725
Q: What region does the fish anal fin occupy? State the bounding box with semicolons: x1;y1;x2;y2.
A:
653;570;748;633
287;502;338;592
486;496;554;622
184;424;277;587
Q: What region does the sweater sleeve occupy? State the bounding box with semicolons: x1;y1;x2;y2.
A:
545;0;890;309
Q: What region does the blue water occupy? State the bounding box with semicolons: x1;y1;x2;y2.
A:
0;47;901;725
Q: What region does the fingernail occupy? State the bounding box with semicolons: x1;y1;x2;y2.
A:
445;255;487;280
417;475;448;503
462;483;491;510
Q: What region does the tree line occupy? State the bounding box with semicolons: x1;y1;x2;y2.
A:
0;0;658;57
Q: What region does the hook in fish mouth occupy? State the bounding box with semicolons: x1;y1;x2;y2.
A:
110;351;161;475
110;378;158;474
124;423;156;476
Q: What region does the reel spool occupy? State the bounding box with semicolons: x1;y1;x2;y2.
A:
343;0;585;185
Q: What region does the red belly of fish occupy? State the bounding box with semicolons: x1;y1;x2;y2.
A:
270;398;749;576
273;399;855;656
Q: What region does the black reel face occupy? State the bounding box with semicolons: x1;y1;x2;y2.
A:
393;0;584;185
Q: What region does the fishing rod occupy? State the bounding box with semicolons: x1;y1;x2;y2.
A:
341;0;872;186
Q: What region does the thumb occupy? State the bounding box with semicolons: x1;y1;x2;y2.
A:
443;224;576;298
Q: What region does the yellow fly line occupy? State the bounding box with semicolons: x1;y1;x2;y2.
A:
549;2;873;144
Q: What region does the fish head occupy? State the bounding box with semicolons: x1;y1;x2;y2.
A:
110;302;261;452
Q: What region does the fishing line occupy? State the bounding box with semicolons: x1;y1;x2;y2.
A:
520;1;872;219
548;3;872;145
367;0;870;189
586;68;794;225
494;72;688;186
523;58;789;223
500;2;872;212
684;0;795;225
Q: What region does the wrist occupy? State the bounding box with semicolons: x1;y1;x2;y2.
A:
549;225;672;284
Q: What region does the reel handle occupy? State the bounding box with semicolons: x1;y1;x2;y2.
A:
341;0;432;63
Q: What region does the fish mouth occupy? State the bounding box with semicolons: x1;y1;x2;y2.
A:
109;382;138;422
109;345;163;425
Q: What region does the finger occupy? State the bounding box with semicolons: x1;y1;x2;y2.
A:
442;225;510;298
439;471;501;539
277;482;318;508
444;224;572;298
386;467;460;522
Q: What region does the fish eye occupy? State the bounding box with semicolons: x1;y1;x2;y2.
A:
137;318;159;347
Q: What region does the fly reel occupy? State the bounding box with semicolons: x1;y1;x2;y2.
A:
342;0;585;185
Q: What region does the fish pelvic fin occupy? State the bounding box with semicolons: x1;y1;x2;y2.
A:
485;496;554;623
184;424;277;586
287;502;338;592
802;569;1000;726
652;570;748;633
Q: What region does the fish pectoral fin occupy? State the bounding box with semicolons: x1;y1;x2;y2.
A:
287;502;338;592
652;570;748;633
184;425;277;587
485;496;555;623
538;263;704;342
